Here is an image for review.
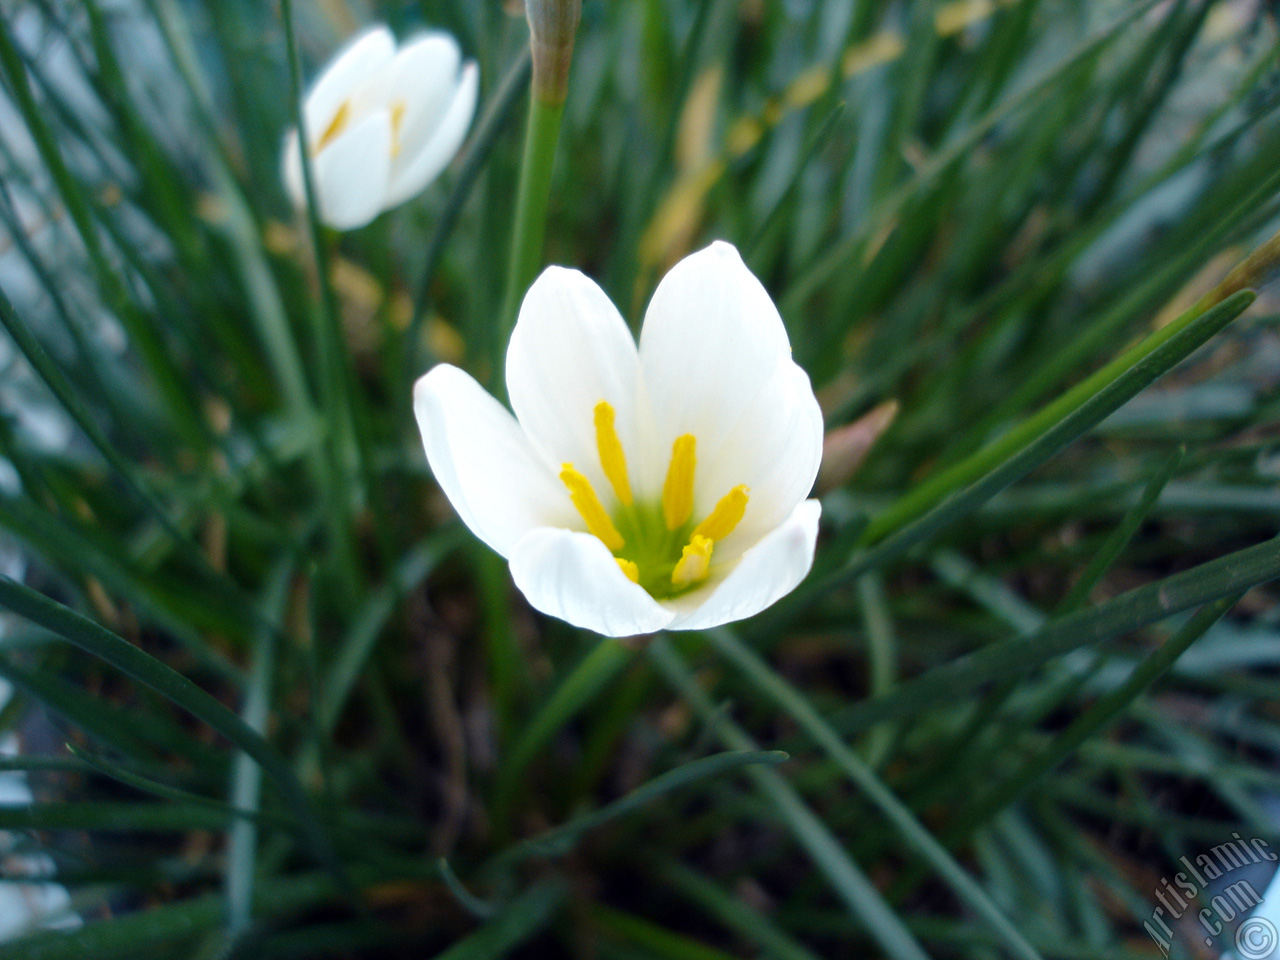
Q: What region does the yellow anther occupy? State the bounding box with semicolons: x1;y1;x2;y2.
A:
671;535;713;588
389;101;407;157
662;434;697;530
616;558;640;583
593;401;633;506
560;464;625;552
694;485;750;542
316;101;351;152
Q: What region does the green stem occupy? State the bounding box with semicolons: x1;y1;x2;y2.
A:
479;87;571;752
497;94;567;379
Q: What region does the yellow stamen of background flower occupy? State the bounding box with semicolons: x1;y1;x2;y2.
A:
694;484;750;541
662;434;697;530
389;101;407;157
561;464;624;551
316;101;351;152
671;535;713;587
616;558;640;583
594;401;632;506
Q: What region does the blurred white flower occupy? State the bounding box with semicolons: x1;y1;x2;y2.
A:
282;25;478;230
414;241;823;637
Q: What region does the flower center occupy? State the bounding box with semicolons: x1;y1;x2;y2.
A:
559;400;750;599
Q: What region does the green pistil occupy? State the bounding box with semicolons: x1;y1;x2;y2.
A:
612;500;700;600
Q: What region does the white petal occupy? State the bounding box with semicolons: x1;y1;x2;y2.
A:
505;265;647;504
384;61;478;207
509;528;675;637
694;360;824;561
665;499;820;631
309;110;393;229
638;240;797;476
303;25;396;148
378;32;461;151
281;128;304;209
414;365;576;557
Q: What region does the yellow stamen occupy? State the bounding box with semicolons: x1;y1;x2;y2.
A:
693;484;750;542
316;101;351;152
594;401;633;506
671;535;713;588
561;464;625;552
617;558;640;583
662;434;697;530
389;101;407;157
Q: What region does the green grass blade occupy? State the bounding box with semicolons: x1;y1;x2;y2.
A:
69;746;289;830
0;576;346;886
489;749;788;870
2;872;340;960
703;627;1043;960
830;535;1280;735
782;0;1164;311
590;904;741;960
0;17;207;450
1056;446;1184;614
757;290;1254;635
860;290;1254;548
429;880;566;960
494;636;636;831
655;860;825;960
226;561;291;937
0;654;224;769
649;637;932;960
317;531;462;736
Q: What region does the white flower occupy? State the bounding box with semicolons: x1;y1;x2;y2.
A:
413;241;824;638
282;25;478;230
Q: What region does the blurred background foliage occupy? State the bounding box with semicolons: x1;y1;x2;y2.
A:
0;0;1278;957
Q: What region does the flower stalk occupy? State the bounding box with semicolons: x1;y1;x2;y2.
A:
498;0;582;361
500;98;566;334
525;0;580;105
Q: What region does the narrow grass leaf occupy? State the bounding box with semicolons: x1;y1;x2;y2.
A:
656;860;826;960
703;627;1043;960
494;636;636;829
0;576;346;885
490;749;788;869
1056;446;1184;614
1;872;339;960
859;291;1253;549
830;535;1280;735
428;880;566;960
650;637;931;960
591;904;741;960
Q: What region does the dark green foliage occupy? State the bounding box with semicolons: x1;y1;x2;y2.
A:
0;0;1277;957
